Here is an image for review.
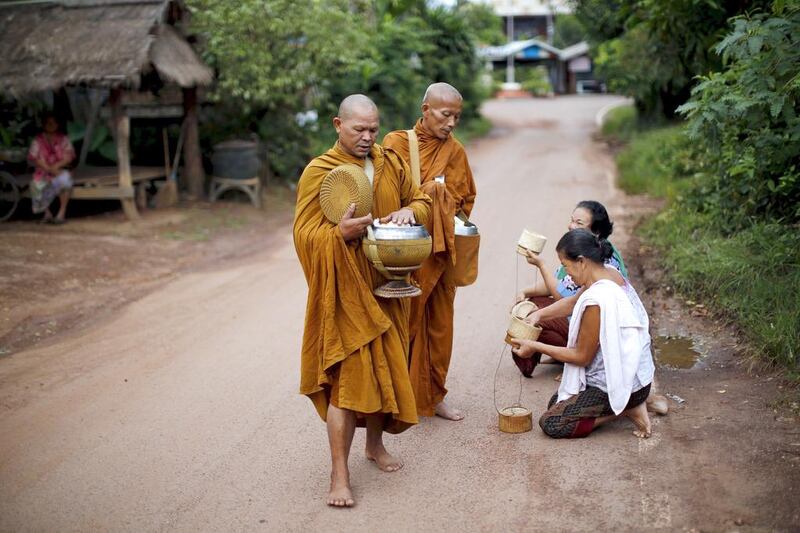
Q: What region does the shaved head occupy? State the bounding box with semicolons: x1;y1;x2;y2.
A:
334;94;380;158
422;82;462;105
337;94;378;120
420;83;463;140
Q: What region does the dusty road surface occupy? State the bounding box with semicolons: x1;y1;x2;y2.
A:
1;96;798;532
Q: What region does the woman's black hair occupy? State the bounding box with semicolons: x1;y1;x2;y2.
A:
576;200;613;239
556;228;614;264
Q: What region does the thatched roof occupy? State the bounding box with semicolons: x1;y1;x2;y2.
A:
0;0;212;95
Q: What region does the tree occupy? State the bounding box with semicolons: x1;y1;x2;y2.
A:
575;0;772;119
188;0;367;111
678;4;800;227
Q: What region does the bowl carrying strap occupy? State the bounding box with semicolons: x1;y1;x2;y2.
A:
405;129;421;188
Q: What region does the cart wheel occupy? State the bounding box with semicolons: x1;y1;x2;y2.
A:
0;171;20;222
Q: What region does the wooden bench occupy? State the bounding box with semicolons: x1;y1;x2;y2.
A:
5;166;166;219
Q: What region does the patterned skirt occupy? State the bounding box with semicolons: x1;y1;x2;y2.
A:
539;383;651;439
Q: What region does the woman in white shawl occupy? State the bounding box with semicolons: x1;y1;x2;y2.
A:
512;229;655;438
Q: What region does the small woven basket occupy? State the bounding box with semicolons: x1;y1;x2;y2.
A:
505;300;542;345
320;164;372;224
517;229;547;256
498;406;533;433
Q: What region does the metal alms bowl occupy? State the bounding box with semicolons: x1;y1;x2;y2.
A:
362;224;432;298
454;218;479;236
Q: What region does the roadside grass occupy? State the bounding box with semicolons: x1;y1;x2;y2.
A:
643;211;800;375
616;125;693;199
600;104;638;144
605;104;800;376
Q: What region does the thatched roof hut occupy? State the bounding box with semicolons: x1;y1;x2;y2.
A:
0;0;212;95
0;0;213;220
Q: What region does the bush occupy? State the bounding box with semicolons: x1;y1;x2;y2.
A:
518;66;552;96
677;5;800;229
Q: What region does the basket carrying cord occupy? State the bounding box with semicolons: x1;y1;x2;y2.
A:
493;253;539;414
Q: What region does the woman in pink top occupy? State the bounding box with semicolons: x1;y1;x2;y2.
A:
27;113;75;223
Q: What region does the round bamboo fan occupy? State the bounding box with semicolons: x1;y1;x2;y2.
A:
320;164;372;224
498;406;533;433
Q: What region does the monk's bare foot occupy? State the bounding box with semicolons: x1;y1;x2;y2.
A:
434;400;464;421
327;471;354;507
624;402;652;438
646;394;669;416
365;444;403;472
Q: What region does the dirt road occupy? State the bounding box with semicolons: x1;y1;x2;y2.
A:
1;96;797;532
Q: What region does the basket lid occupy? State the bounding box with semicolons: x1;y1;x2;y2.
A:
511;300;538;319
320;164;373;224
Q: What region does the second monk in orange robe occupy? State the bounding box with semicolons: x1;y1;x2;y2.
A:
382;83;477;421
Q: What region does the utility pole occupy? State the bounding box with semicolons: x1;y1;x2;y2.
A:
505;14;515;85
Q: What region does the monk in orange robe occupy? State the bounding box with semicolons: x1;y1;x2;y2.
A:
293;94;431;507
382;83;477;421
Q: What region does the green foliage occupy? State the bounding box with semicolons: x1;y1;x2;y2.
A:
643;210;800;371
517;66;552;96
188;0;365;112
677;6;800;228
552;14;588;49
66;121;116;163
455;2;505;46
576;0;772;120
189;1;497;180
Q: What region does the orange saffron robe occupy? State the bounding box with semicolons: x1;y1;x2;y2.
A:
293;141;432;433
382;119;477;416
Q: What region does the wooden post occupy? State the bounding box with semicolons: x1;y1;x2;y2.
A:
110;88;139;220
182;87;204;199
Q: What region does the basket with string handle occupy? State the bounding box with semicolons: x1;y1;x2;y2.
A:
319;164;373;224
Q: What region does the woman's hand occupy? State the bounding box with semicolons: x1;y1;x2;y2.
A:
524;310;543;326
338;203;373;242
511;338;539;359
524;249;543;268
514;291;528;305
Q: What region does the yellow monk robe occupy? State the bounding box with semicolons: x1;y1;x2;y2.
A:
293;141;431;434
382;119;477;416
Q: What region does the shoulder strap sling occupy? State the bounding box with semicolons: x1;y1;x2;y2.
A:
405;129;421;187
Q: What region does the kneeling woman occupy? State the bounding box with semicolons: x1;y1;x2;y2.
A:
512;229;655;439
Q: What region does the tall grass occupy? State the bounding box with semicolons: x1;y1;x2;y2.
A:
643;211;800;373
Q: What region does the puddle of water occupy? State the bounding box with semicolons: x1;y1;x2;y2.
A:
653;336;702;369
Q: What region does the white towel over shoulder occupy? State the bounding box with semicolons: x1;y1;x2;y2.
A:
557;279;653;415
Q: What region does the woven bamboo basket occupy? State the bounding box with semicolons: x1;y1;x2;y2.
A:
517;229;547;256
505;301;542;346
498;406;533;433
320;164;372;224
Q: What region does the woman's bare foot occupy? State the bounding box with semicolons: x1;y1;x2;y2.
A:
327;471;354;507
365;443;403;472
554;372;562;382
434;400;464;421
624;402;652;438
646;394;669;415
